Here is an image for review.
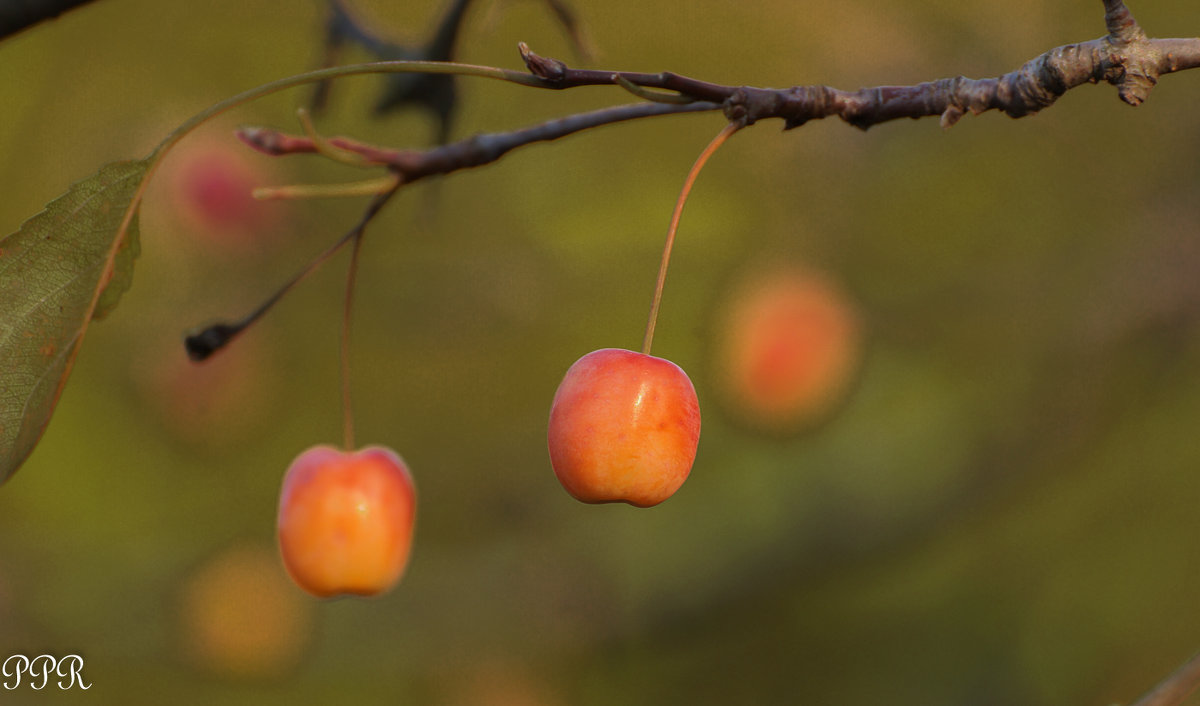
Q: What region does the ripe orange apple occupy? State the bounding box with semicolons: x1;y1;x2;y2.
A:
547;348;701;507
713;264;861;433
277;445;416;598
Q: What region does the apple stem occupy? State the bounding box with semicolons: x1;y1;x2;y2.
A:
341;227;366;451
337;186;403;450
642;121;741;356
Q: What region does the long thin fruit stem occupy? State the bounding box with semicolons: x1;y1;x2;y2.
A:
641;121;741;355
341;227;366;451
335;187;401;449
334;185;400;448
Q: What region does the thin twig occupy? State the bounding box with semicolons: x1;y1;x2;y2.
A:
1131;651;1200;706
239;100;721;184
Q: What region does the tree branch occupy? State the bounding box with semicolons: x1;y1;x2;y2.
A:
211;0;1199;378
516;0;1199;130
238;100;720;184
239;0;1197;195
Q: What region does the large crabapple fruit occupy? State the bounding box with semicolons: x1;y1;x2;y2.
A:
548;348;701;508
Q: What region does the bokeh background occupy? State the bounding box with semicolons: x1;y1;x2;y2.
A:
3;0;1200;703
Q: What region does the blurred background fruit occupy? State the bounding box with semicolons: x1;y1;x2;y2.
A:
177;542;314;679
128;325;281;452
709;261;862;434
159;135;288;252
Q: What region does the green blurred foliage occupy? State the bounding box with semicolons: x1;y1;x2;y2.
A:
2;0;1200;703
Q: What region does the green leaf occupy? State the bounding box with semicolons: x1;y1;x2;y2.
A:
93;207;141;321
0;159;148;483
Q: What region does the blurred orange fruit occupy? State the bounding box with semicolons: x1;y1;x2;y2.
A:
178;542;313;678
713;264;862;433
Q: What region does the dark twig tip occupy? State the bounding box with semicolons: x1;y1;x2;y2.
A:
518;42;568;84
184;323;242;362
237;127;284;156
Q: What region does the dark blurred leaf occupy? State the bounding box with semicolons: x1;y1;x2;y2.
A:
0;0;99;41
313;0;472;144
0;159;147;483
312;0;588;143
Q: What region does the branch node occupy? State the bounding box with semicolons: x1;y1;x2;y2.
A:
723;86;782;127
1118;67;1158;105
722;88;750;125
1103;0;1145;46
940;105;964;129
1095;0;1161;109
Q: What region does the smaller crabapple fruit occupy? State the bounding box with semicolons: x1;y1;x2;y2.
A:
548;348;701;508
277;445;416;598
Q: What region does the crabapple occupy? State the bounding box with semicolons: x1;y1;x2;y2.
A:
714;265;861;433
547;348;701;508
277;445;416;598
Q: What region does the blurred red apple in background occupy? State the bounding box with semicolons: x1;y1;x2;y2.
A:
712;264;862;434
151;133;289;256
548;348;701;508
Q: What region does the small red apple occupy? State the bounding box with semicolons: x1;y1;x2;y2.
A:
547;348;701;508
277;445;416;598
714;264;861;433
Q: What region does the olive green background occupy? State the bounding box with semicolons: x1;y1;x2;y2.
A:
2;0;1200;703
